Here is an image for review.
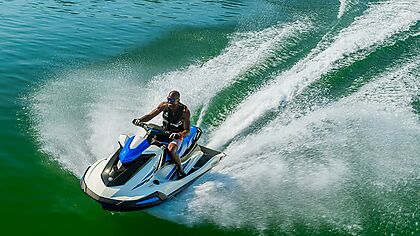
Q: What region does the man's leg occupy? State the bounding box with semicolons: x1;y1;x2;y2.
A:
168;142;185;174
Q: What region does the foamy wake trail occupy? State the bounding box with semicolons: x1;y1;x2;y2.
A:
343;58;420;112
337;0;353;18
338;0;347;18
28;20;309;176
135;20;310;116
207;0;420;149
150;56;420;234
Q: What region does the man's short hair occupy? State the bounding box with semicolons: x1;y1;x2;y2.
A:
169;90;180;99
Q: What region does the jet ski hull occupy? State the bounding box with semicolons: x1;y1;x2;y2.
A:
80;141;225;211
80;175;167;211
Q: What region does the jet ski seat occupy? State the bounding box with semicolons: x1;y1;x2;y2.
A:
163;126;200;162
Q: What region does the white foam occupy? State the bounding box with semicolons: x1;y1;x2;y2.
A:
343;57;420;112
337;0;354;18
28;66;139;175
207;0;420;149
338;0;347;18
150;57;420;234
137;20;310;115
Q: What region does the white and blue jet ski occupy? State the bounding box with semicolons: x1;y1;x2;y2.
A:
80;122;225;211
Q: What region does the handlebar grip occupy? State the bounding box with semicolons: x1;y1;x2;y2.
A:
132;119;147;128
138;122;147;129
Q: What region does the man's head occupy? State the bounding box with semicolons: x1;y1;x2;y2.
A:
167;90;180;107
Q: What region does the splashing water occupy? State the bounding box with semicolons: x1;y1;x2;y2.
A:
28;20;310;176
149;56;420;235
338;0;348;18
207;0;420;149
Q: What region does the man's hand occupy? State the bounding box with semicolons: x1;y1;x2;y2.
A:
132;119;143;126
169;132;181;140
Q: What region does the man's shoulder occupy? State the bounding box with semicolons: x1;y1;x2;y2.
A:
182;104;190;115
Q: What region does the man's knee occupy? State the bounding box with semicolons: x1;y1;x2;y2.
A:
168;143;177;153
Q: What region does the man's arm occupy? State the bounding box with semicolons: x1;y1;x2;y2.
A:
137;102;165;122
180;108;191;137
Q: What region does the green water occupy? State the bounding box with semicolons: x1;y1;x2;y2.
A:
1;0;419;235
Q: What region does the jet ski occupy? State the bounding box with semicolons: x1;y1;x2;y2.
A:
80;122;225;211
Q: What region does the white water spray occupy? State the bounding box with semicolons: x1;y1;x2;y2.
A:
207;0;420;149
149;56;420;234
29;20;309;176
338;0;348;18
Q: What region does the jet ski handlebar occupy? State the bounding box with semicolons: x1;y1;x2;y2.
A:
135;122;148;130
136;122;171;136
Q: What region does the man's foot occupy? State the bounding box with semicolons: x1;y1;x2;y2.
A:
177;171;187;179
